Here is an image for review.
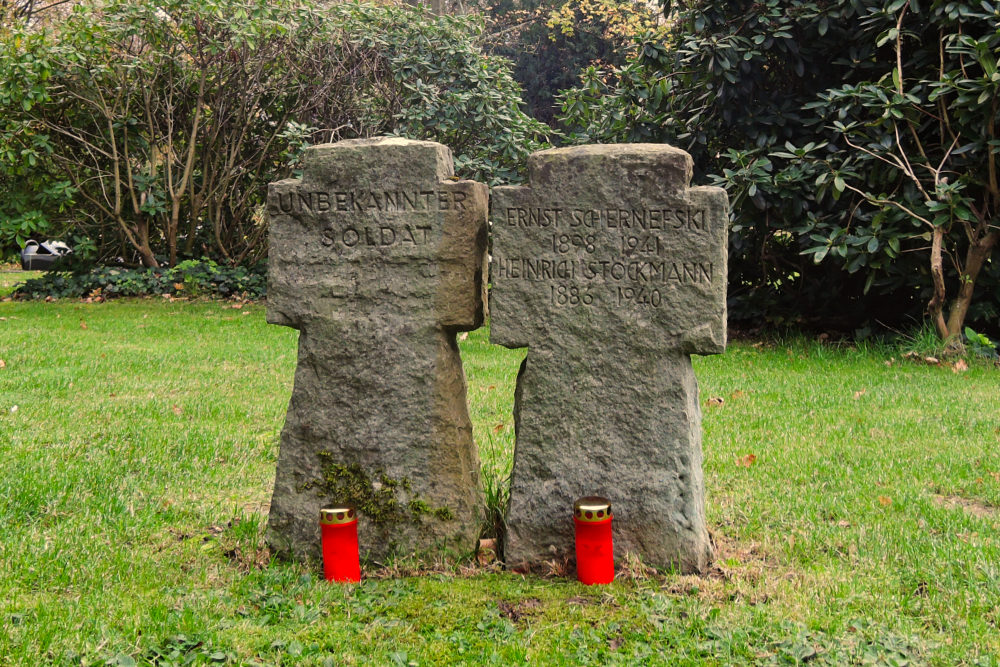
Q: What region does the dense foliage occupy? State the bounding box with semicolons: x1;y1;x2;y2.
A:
476;0;663;124
0;0;549;267
13;258;266;299
561;0;1000;338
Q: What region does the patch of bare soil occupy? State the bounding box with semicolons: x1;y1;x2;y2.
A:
497;597;542;623
932;494;999;519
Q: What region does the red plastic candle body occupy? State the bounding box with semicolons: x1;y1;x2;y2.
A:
574;497;614;585
320;507;361;583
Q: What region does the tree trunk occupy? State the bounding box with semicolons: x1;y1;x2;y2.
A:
135;219;159;268
927;226;949;339
167;202;179;267
945;229;1000;338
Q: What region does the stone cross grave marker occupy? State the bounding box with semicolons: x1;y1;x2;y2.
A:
490;144;727;573
266;137;487;563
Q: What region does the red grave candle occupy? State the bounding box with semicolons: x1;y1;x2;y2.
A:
573;496;614;585
320;506;361;583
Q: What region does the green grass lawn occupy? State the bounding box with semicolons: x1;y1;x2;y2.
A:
0;269;41;298
0;296;997;665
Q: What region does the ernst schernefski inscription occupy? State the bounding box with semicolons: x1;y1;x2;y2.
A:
266;138;487;564
490;144;728;574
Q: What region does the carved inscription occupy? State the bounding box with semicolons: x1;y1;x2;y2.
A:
494;204;716;309
504;206;706;230
319;223;432;249
266;189;470;254
271;189;467;214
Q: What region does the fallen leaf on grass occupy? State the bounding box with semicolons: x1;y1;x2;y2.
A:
878;495;892;507
836;520;851;528
729;390;746;400
79;320;87;330
952;359;969;373
736;453;757;468
493;422;505;434
901;352;943;366
231;303;244;309
173;283;185;291
0;359;5;369
853;389;866;399
706;397;724;407
991;472;1000;483
476;538;497;566
172;405;182;416
457;332;468;341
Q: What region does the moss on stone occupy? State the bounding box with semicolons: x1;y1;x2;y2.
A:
304;451;454;527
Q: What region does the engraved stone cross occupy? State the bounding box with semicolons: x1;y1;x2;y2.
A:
266;138;487;562
490;145;728;573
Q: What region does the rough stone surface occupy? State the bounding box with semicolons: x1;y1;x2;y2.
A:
490;144;727;573
266;137;487;563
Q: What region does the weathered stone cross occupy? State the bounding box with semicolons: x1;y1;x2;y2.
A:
266;138;487;562
490;145;728;573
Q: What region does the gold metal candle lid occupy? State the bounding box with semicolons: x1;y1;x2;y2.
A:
320;506;357;525
574;496;612;522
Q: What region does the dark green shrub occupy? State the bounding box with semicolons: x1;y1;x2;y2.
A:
13;259;266;300
0;0;549;268
474;0;663;125
560;0;1000;338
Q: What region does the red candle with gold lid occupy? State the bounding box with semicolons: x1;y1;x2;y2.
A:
573;496;614;585
320;506;361;583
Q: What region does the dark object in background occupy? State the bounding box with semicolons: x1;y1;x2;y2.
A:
20;240;72;271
